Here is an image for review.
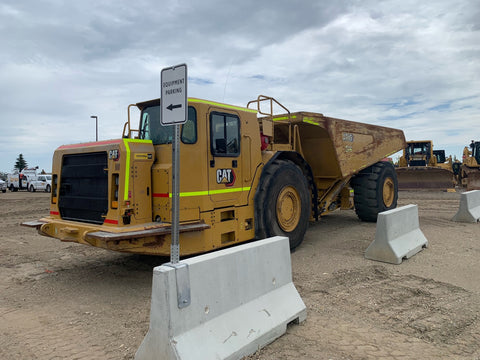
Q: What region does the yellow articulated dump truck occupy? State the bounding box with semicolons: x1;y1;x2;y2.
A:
23;95;405;255
459;140;480;190
396;140;456;190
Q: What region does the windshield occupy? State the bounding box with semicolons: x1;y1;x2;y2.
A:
473;142;480;163
433;150;446;163
139;105;197;145
407;142;430;156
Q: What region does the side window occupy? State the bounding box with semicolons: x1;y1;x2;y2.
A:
139;105;197;145
181;107;197;144
210;112;240;157
140;113;151;140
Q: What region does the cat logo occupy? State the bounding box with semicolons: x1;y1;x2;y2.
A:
109;149;120;161
216;168;236;187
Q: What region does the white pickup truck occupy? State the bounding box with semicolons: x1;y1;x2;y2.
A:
28;174;52;192
7;168;52;192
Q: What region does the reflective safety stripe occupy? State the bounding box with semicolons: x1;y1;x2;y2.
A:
123;139;131;200
273;115;297;121
153;187;252;198
174;187;251;198
189;98;257;113
303;117;319;126
272;115;320;125
175;190;208;198
104;219;119;225
123;139;153;201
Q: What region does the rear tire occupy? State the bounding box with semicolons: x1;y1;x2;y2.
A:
29;185;35;192
255;160;310;250
351;161;398;222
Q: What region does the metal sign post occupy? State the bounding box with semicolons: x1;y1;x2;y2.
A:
161;64;191;309
171;123;181;263
160;64;187;265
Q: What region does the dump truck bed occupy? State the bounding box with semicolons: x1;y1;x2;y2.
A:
271;112;405;180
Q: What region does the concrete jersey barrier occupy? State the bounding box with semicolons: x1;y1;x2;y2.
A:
452;190;480;223
365;204;428;265
135;236;306;360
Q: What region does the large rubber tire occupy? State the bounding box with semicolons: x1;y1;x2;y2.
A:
351;161;398;222
29;185;35;192
256;160;310;250
46;184;51;193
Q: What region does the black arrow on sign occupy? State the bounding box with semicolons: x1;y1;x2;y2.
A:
167;104;182;111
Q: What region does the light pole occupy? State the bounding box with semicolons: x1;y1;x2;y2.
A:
90;116;98;141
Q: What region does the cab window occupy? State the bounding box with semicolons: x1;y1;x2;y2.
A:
139;105;197;145
210;112;240;157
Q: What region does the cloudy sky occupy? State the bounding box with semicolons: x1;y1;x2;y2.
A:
0;0;478;173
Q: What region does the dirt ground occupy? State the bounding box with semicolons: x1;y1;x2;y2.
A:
1;190;479;360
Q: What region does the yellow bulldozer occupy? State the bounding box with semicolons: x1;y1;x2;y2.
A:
396;140;456;190
459;140;480;190
23;95;405;255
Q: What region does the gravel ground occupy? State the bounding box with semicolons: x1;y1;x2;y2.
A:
1;190;479;360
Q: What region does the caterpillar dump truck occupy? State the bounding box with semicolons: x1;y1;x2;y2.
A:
396;140;456;190
459;140;480;190
23;95;405;255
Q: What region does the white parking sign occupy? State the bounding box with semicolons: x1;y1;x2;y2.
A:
161;64;187;125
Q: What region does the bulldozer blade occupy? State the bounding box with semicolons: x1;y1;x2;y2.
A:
396;167;456;190
462;166;480;191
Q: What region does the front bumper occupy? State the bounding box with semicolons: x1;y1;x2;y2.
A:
22;217;210;255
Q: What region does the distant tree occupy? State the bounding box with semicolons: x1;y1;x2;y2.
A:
14;154;28;171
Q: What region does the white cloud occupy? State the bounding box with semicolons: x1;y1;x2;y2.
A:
0;0;479;172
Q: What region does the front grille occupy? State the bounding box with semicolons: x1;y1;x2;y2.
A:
409;160;427;166
59;152;108;224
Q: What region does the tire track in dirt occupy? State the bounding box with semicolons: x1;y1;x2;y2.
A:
0;194;50;231
249;265;480;360
310;266;480;357
0;307;129;360
0;250;155;360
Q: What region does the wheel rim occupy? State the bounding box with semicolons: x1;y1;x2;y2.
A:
276;186;301;232
383;177;395;207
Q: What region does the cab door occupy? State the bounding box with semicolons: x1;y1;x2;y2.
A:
38;175;46;190
207;111;244;206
